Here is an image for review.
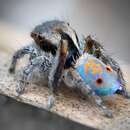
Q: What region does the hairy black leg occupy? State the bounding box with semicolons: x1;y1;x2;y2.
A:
9;44;39;74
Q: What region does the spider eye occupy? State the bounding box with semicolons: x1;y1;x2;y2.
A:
96;77;103;85
106;66;112;72
31;32;37;38
38;35;43;41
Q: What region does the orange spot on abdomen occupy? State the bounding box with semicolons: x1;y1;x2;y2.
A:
84;59;102;75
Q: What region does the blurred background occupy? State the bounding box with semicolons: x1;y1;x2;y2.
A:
0;0;129;130
0;0;129;62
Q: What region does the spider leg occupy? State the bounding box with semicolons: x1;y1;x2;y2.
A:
9;43;39;74
91;92;113;118
47;94;55;109
83;35;104;55
69;68;113;118
49;39;68;94
16;55;51;96
83;35;94;54
16;54;56;109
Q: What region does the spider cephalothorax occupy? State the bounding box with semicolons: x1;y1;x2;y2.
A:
30;20;80;92
9;20;129;118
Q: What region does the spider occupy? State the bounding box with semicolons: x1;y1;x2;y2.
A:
9;20;129;118
9;20;80;93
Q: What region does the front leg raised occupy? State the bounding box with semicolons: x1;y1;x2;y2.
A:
9;44;39;74
49;39;68;93
47;40;68;109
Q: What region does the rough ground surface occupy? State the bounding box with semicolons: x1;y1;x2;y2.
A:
0;52;130;130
